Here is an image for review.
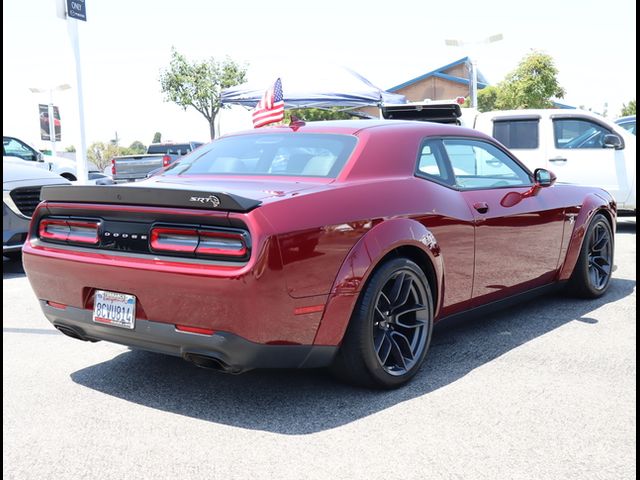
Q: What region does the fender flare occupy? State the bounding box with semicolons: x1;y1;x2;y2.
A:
558;192;616;281
313;218;443;345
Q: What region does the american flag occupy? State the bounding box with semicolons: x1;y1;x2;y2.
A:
252;78;284;128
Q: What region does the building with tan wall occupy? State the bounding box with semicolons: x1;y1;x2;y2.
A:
359;57;487;117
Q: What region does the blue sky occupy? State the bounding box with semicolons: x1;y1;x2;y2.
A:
3;0;636;150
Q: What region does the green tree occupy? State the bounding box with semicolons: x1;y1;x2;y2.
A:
159;48;247;139
87;142;129;170
64;145;76;152
472;85;500;112
152;132;162;143
497;51;565;109
284;107;356;122
621;100;636;116
128;140;146;154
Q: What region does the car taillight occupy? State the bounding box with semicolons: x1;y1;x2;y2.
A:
111;158;116;175
39;219;99;244
162;155;171;167
197;230;247;257
150;227;199;253
149;227;249;259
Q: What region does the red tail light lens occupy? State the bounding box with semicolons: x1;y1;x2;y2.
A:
111;158;116;175
162;155;171;167
39;219;99;244
150;227;198;253
197;230;247;257
149;226;249;259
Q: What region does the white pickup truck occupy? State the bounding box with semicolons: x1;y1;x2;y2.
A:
473;109;636;214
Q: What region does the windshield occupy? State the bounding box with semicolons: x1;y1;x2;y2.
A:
161;133;357;178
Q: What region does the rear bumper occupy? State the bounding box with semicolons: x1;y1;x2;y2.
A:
23;239;326;345
41;301;337;372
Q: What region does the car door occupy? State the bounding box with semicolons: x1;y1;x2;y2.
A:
441;137;566;306
547;117;627;203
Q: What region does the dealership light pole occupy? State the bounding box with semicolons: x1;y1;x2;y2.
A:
445;34;503;108
29;84;72;160
55;0;89;183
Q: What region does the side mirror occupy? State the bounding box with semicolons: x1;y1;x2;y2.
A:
534;168;556;187
36;152;45;162
603;134;623;149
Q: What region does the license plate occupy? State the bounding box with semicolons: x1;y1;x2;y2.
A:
93;290;136;329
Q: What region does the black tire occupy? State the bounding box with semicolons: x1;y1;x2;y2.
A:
566;213;614;298
331;257;434;389
60;173;77;181
3;251;22;262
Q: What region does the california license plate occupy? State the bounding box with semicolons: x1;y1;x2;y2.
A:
93;290;136;329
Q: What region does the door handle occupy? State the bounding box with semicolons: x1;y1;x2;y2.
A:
473;202;489;214
549;157;567;163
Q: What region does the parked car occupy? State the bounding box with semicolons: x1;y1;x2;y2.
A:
3;135;102;181
3;162;70;260
23;121;616;388
473;109;635;214
615;115;636;135
110;141;203;182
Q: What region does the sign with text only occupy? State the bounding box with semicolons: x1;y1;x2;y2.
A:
66;0;86;21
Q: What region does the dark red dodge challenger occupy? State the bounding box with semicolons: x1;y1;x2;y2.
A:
23;121;616;388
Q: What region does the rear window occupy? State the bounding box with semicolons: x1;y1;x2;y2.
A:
161;134;357;178
147;144;195;155
493;120;539;149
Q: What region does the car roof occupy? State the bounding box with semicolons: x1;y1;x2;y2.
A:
222;119;484;139
215;120;495;182
615;115;635;123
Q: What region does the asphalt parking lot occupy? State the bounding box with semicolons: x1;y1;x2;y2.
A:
3;219;636;480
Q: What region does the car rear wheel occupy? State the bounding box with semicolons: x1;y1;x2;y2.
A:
567;214;614;298
331;257;433;389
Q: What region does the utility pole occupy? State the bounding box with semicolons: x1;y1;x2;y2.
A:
445;34;504;108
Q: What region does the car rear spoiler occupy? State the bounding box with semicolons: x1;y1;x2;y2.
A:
40;185;262;212
382;103;462;124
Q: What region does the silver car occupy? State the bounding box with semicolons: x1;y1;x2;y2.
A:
3;161;69;260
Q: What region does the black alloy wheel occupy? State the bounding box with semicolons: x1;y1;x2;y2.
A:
331;257;434;389
567;214;614;298
587;221;613;291
372;269;430;376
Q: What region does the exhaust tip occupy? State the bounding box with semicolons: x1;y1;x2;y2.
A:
54;324;89;342
183;353;238;373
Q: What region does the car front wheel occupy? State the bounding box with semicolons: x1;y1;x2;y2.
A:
332;257;434;389
567;213;614;298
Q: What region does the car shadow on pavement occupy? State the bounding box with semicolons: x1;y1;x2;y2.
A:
70;277;635;435
2;257;25;279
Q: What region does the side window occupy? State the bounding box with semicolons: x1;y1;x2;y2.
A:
553;119;611;149
443;139;531;189
415;140;452;185
618;121;635;135
493;119;539;149
3;138;37;161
